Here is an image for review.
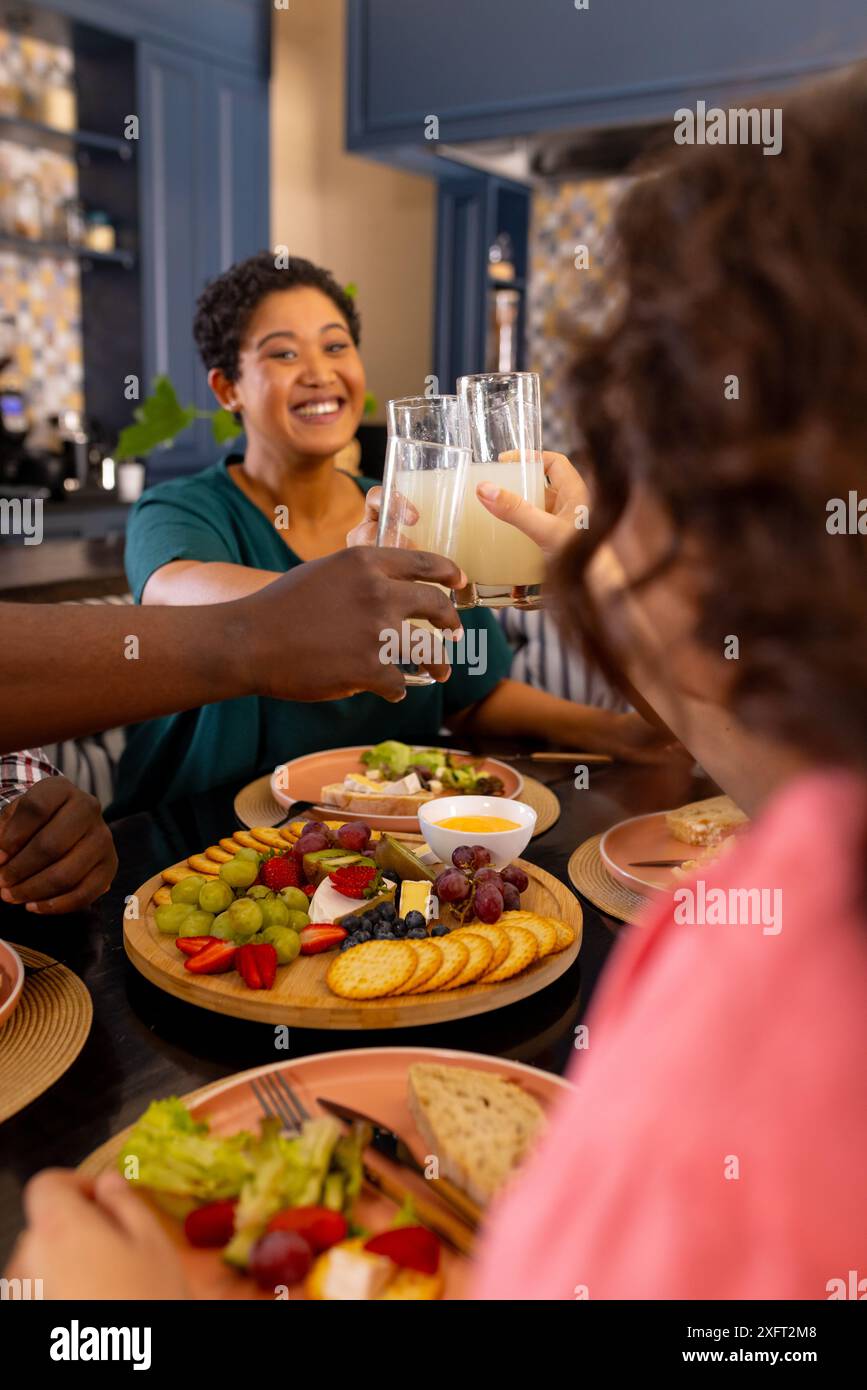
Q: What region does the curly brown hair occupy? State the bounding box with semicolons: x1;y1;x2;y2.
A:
553;65;867;770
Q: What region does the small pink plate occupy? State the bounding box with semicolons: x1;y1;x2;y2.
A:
270;745;523;834
0;939;25;1028
599;810;691;894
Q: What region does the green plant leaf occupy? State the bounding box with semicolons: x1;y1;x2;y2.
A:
363;391;377;417
344;281;358;299
211;408;243;445
115;375;197;460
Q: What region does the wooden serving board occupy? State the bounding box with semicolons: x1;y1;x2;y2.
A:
123;859;582;1029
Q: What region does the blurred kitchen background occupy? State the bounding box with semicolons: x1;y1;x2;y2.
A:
1;0;865;603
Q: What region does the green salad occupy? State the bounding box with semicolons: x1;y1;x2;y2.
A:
361;740;504;795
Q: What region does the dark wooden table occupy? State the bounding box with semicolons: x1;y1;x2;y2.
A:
0;754;713;1263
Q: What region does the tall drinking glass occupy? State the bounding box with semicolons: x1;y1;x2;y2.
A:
387;394;470;447
456;371;546;609
376;436;470;687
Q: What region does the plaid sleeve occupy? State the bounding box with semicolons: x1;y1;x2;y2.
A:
0;749;60;811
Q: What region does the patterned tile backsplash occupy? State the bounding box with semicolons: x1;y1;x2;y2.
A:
0;28;84;423
528;177;629;459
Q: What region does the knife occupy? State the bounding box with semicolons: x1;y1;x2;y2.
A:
628;858;688;868
317;1095;483;1232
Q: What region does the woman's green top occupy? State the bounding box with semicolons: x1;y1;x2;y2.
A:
111;456;512;816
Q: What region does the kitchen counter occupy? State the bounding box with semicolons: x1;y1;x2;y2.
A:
0;535;129;602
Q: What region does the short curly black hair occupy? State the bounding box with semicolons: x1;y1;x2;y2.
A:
192;250;361;381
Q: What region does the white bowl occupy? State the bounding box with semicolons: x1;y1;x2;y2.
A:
418;795;536;868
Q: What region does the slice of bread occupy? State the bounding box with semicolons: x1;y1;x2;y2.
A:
407;1063;546;1207
320;783;433;817
665;794;749;847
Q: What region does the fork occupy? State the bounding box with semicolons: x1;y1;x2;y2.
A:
249;1069;475;1255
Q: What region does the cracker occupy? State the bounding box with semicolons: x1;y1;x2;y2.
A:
499;911;557;957
161;865;201;886
479;925;538;983
441;931;494;989
450;922;510;971
389;939;442;996
186;854;221;877
280;821;308;842
408;935;469;993
326;940;417;1000
232;831;261;850
204;845;233;864
152;885;172;908
250;827;286;848
219;837;240;854
545;917;576;951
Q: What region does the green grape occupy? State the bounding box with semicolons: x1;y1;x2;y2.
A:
285;909;310;933
247;885;273;901
219;857;259;889
198;879;234;914
228;897;264;938
262;925;301;965
155;902;194;935
278;886;309;913
182;909;216;936
247;931;269;946
211;911;235;940
170;875;206;906
260;897;290;929
235;847;261;863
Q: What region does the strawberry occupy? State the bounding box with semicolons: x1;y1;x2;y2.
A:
299;924;347;954
184;941;237;974
364;1226;440;1275
235;943;278;989
329;864;378;898
257;853;301;891
267;1205;348;1252
302;883;316;896
184;1199;237;1248
175;935;219;957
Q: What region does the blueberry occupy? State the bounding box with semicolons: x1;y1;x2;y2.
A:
373;923;393;939
379;903;397;922
342;915;362;933
392;919;407;938
340;937;356;951
355;929;372;943
407;925;427;939
404;910;426;932
379;929;396;940
431;923;450;937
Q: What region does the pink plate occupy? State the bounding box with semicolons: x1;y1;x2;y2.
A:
97;1047;572;1301
600;810;693;894
0;939;25;1028
270;744;523;834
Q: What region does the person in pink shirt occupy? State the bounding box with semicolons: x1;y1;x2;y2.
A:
471;65;867;1298
6;64;867;1301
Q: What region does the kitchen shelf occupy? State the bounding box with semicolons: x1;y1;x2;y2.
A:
0;232;135;268
0;113;134;160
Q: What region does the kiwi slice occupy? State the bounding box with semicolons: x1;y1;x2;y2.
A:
374;834;436;883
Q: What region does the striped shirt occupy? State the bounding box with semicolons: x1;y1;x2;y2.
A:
0;749;60;811
498;608;630;711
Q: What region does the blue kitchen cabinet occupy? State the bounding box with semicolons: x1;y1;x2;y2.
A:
348;0;867;149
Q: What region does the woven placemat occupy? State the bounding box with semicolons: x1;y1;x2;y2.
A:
567;834;649;925
235;773;561;839
0;944;92;1123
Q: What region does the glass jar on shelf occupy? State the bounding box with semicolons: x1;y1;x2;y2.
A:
62;196;86;247
13;174;42;240
84;209;116;254
39;61;77;133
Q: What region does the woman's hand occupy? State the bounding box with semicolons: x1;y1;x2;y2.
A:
5;1169;190;1300
597;711;687;765
0;776;117;914
476;451;590;559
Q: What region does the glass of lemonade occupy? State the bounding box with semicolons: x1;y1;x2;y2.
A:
376;436;471;687
456;371;546;609
387;394;470;448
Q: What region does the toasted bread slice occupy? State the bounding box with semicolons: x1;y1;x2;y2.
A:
407;1062;546;1207
665;794;748;847
320;782;434;817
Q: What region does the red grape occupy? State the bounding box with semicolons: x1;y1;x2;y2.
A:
249;1230;312;1290
474;867;504;889
435;868;471;903
501;882;521;911
451;845;476;870
296;830;329;854
471;845;492;869
474;882;504;923
336;822;371;852
500;864;529;892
